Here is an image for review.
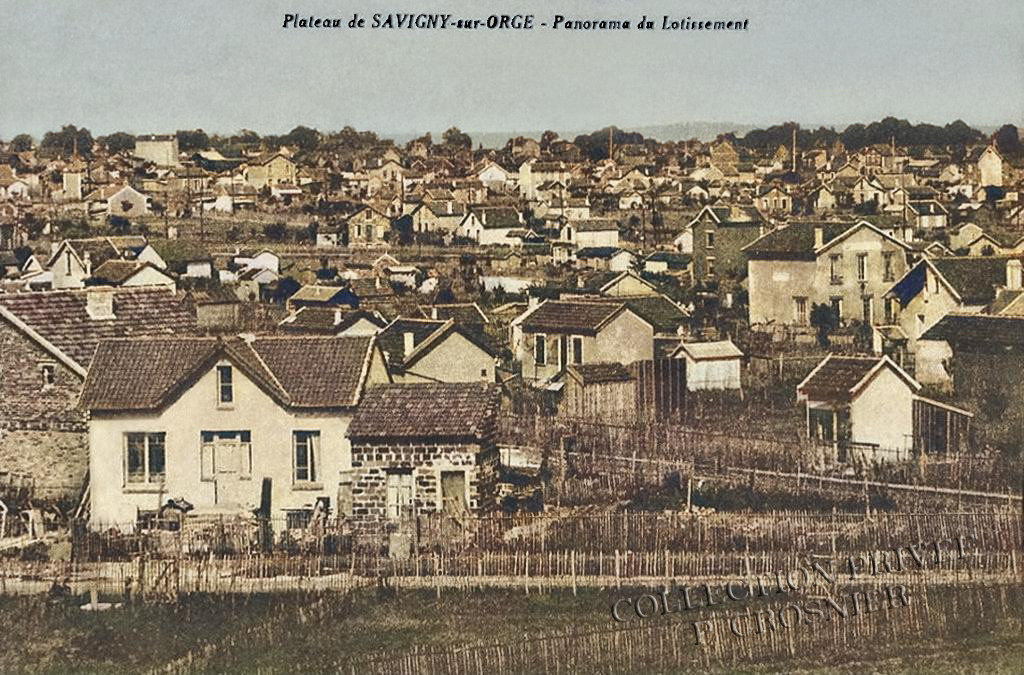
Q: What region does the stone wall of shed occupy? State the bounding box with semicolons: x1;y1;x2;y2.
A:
349;441;499;520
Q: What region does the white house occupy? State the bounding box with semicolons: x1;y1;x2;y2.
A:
80;335;391;527
796;355;918;462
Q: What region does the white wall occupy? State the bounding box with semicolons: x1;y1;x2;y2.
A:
90;363;355;526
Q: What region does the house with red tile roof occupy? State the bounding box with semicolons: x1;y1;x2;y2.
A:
79;334;391;526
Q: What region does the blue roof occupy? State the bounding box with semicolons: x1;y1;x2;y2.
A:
888;262;926;306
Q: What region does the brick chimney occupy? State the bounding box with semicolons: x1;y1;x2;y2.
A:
85;287;115;320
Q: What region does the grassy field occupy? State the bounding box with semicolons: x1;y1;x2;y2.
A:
0;586;1020;674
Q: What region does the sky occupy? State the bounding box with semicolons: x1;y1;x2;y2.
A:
1;0;1022;140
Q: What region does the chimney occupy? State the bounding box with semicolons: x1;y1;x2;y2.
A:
403;331;415;356
446;201;452;215
334;308;343;325
85;288;115;320
431;307;438;319
1007;259;1023;291
83;251;92;276
813;226;824;249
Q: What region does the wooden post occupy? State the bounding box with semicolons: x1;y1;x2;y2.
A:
571;549;577;596
686;476;693;513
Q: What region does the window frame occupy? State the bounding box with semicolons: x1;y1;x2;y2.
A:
40;363;56;389
857;253;869;282
882;252;895;282
705;256;716;277
534;333;547;366
571;336;584;365
385;469;414;520
216;364;234;406
829;254;843;284
705;230;715;249
124;432;166;487
292;430;321;485
794;296;809;325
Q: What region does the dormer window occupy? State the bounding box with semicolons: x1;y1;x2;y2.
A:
217;365;234;404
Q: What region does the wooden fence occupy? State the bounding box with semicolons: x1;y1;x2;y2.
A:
501;414;1024;495
343;582;1024;674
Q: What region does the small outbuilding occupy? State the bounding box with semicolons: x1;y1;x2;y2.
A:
673;339;743;391
346;383;502;521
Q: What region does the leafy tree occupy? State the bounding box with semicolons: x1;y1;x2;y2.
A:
540;130;559;150
176;129;211;152
10;134;33;152
573;126;644;161
810;303;838;347
284;125;320;152
993;124;1022;157
98;132;136;154
442;126;472;149
40;125;93;157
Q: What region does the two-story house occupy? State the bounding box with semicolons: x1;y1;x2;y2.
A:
512;299;655;384
80;334;391;527
883;257;1019;383
745;220;911;327
687;204;766;284
243;152;298;189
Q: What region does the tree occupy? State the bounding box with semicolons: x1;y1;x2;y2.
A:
993;124;1022;157
10;134;33;152
40;125;94;157
284;125;320;152
98;132;136;154
176;129;211;152
810;303;838;347
442;126;472;149
540;130;559;150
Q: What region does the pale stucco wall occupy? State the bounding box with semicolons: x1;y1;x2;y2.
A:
90;348;390;527
849;367;914;454
401;332;495;383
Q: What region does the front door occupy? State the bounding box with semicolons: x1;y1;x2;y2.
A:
202;431;251;508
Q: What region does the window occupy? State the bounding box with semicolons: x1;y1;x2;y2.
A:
885;298;898;324
64;252;72;276
571;336;583;365
829;255;843;284
862;296;873;323
534;334;547;365
705;230;715;249
794;297;808;324
857;254;868;282
706;256;716;277
125;432;166;485
200;431;252;481
386;470;414;519
216;365;233;404
882;252;895;282
293;431;320;483
829;297;843;321
40;364;56;389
